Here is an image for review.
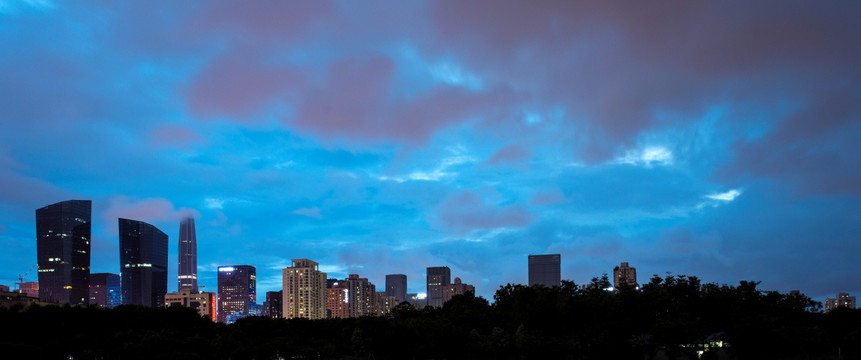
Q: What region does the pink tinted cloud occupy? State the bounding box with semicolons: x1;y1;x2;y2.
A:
102;196;200;235
186;50;305;119
432;191;534;235
430;1;861;161
148;124;202;148
530;189;567;206
202;1;334;42
486;145;531;166
294;55;523;143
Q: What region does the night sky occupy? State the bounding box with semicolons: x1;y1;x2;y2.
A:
1;1;860;302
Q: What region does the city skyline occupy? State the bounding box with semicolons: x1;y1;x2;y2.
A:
1;1;860;302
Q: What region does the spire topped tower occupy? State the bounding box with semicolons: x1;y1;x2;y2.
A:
178;216;198;292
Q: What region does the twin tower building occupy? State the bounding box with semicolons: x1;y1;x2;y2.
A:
35;199;197;308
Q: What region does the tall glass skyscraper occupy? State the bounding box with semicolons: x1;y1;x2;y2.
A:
36;200;92;305
385;274;407;303
119;218;168;307
426;266;451;308
217;265;256;323
177;217;198;292
528;254;561;287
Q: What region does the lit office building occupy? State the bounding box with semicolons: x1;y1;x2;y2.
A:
426;266;451;308
36;200;92;305
217;265;256;323
89;273;121;308
282;259;326;320
613;262;638;290
119;218;168;307
177;217;198;292
165;289;216;322
528;254;561;287
385;274;407;303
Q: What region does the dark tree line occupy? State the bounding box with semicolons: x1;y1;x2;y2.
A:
1;274;859;359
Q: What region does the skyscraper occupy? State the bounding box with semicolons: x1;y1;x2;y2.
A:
119;218;168;307
528;254;561;287
89;272;121;308
385;274;407;303
36;200;92;305
613;262;638;290
177;217;198;292
282;259;326;319
217;265;256;323
427;266;451;308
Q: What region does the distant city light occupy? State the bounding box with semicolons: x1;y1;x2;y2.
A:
416;293;427;300
218;267;235;272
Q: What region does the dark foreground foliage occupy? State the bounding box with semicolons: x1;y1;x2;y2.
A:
1;274;859;360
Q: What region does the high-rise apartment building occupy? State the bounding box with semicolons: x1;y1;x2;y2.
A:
36;200;92;305
427;266;451;308
177;217;198;292
613;262;638;289
264;290;283;318
825;292;857;312
165;289;216;322
443;277;475;304
282;259;326;320
346;274;375;318
119;218;168;307
89;273;121;308
375;291;398;316
327;279;349;319
217;265;256;323
385;274;407;303
528;254;561;287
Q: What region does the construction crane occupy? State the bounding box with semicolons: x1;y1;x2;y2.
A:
16;264;37;291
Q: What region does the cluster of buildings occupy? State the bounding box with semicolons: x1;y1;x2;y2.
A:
4;199;854;321
0;199;480;322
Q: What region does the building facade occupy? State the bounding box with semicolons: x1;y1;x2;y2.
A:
825;292;857;312
177;217;198;292
217;265;256;323
282;259;327;320
264;290;283;318
327;279;349;319
17;282;39;298
385;274;407;303
346;274;375;318
528;254;561;287
36;200;92;305
427;266;451;308
165;289;216;321
375;291;399;316
89;273;121;308
443;277;475;304
119;218;168;307
613;262;638;290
